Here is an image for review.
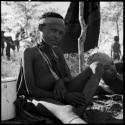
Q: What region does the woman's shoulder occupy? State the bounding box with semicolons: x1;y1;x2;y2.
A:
23;46;38;56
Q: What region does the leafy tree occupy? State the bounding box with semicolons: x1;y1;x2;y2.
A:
1;1;66;37
99;2;123;43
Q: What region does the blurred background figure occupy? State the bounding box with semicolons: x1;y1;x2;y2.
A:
15;31;20;52
1;31;5;56
111;36;121;61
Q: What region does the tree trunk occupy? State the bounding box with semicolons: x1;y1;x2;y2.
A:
78;2;87;73
116;20;119;37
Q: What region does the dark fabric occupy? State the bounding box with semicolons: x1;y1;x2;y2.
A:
14;96;58;124
61;2;100;53
103;77;123;94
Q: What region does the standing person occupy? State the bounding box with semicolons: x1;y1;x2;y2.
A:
6;41;11;60
5;36;12;60
5;36;15;60
16;12;104;124
111;36;121;61
15;31;20;52
1;31;5;56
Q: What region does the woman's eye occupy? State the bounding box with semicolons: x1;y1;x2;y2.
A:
52;29;56;32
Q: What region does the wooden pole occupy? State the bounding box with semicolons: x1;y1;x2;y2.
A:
78;2;87;73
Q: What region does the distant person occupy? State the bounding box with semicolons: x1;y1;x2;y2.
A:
16;12;104;124
1;31;5;56
111;36;121;61
4;35;15;60
15;31;20;52
20;27;25;39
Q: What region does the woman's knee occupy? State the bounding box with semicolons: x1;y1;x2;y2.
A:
89;61;104;76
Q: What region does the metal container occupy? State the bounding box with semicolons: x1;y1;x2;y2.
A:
1;77;17;120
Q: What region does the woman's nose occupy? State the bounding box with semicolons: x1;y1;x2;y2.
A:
55;32;61;39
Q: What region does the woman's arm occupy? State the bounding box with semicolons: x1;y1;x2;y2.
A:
22;48;54;98
54;46;72;80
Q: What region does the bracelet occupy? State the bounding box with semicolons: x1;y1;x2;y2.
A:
68;116;80;124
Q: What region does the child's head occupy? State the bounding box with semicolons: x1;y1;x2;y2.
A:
114;36;119;42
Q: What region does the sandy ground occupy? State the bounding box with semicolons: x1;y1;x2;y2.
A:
85;94;123;124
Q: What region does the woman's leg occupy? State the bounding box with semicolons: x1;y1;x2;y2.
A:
32;99;87;124
66;66;93;92
67;62;104;103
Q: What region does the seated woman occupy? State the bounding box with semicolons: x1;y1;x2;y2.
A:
16;12;104;124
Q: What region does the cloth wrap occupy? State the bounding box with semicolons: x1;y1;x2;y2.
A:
39;17;65;30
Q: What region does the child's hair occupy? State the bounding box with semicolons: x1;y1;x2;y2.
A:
114;36;119;42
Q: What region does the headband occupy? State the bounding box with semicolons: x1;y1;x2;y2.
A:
39;17;65;29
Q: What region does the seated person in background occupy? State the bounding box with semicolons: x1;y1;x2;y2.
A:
17;12;104;124
87;52;123;95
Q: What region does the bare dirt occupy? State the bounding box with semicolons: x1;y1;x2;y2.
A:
85;94;123;124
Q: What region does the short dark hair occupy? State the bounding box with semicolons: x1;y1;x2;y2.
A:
40;12;64;20
39;12;64;31
114;36;119;41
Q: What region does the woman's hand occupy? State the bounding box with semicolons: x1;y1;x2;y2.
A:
64;92;87;106
53;79;68;101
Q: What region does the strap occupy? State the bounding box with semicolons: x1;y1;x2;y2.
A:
17;61;30;96
37;47;59;80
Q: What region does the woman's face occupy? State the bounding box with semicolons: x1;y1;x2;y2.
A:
41;23;65;46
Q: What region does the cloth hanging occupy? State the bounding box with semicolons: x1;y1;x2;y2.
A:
61;2;100;53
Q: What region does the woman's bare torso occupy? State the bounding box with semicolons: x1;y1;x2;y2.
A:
31;47;56;91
